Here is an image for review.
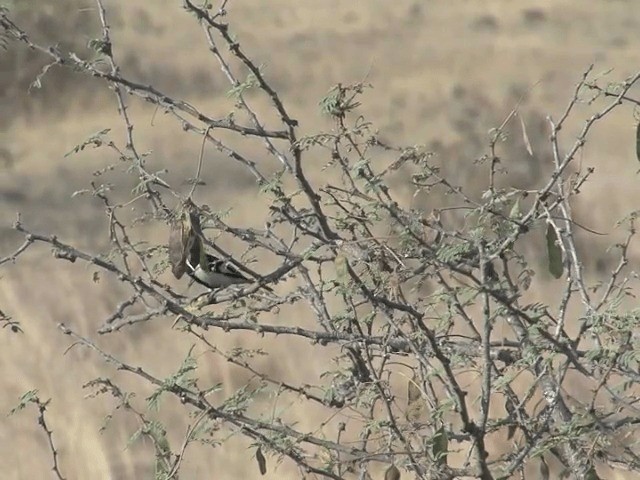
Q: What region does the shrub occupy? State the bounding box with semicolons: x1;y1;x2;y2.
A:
3;2;640;479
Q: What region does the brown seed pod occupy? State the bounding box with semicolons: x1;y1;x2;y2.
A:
384;464;400;480
168;201;202;279
255;447;267;475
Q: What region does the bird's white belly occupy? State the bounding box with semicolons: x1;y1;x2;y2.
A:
194;269;248;288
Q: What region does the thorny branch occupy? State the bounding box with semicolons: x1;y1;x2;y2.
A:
3;2;640;479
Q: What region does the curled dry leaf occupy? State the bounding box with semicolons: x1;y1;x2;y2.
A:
519;113;534;157
636;121;640;163
505;398;517;440
255;446;267;475
539;455;550;480
545;223;563;279
406;375;424;422
334;253;349;285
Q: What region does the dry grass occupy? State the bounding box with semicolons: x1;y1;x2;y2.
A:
1;1;640;478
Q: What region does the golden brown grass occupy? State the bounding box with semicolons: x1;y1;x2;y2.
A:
2;1;640;478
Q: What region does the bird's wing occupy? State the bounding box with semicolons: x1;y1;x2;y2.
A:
208;255;250;282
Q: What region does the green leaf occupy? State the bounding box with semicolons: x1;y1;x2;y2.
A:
127;426;143;449
545;223;563;278
64;129;111;157
432;426;448;466
227;72;259;98
9;390;39;415
87;38;111;55
147;346;198;411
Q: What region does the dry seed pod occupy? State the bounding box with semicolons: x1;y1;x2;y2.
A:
168;216;188;278
169;202;202;279
406;375;423;422
384;464;400;480
255;447;267;475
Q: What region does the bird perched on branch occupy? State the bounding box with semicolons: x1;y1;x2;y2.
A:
169;204;272;292
186;253;252;290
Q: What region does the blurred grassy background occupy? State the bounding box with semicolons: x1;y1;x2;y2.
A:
1;1;639;478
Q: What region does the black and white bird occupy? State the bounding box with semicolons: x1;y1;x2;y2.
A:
186;253;251;290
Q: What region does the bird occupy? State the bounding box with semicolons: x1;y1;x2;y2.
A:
186;253;253;290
